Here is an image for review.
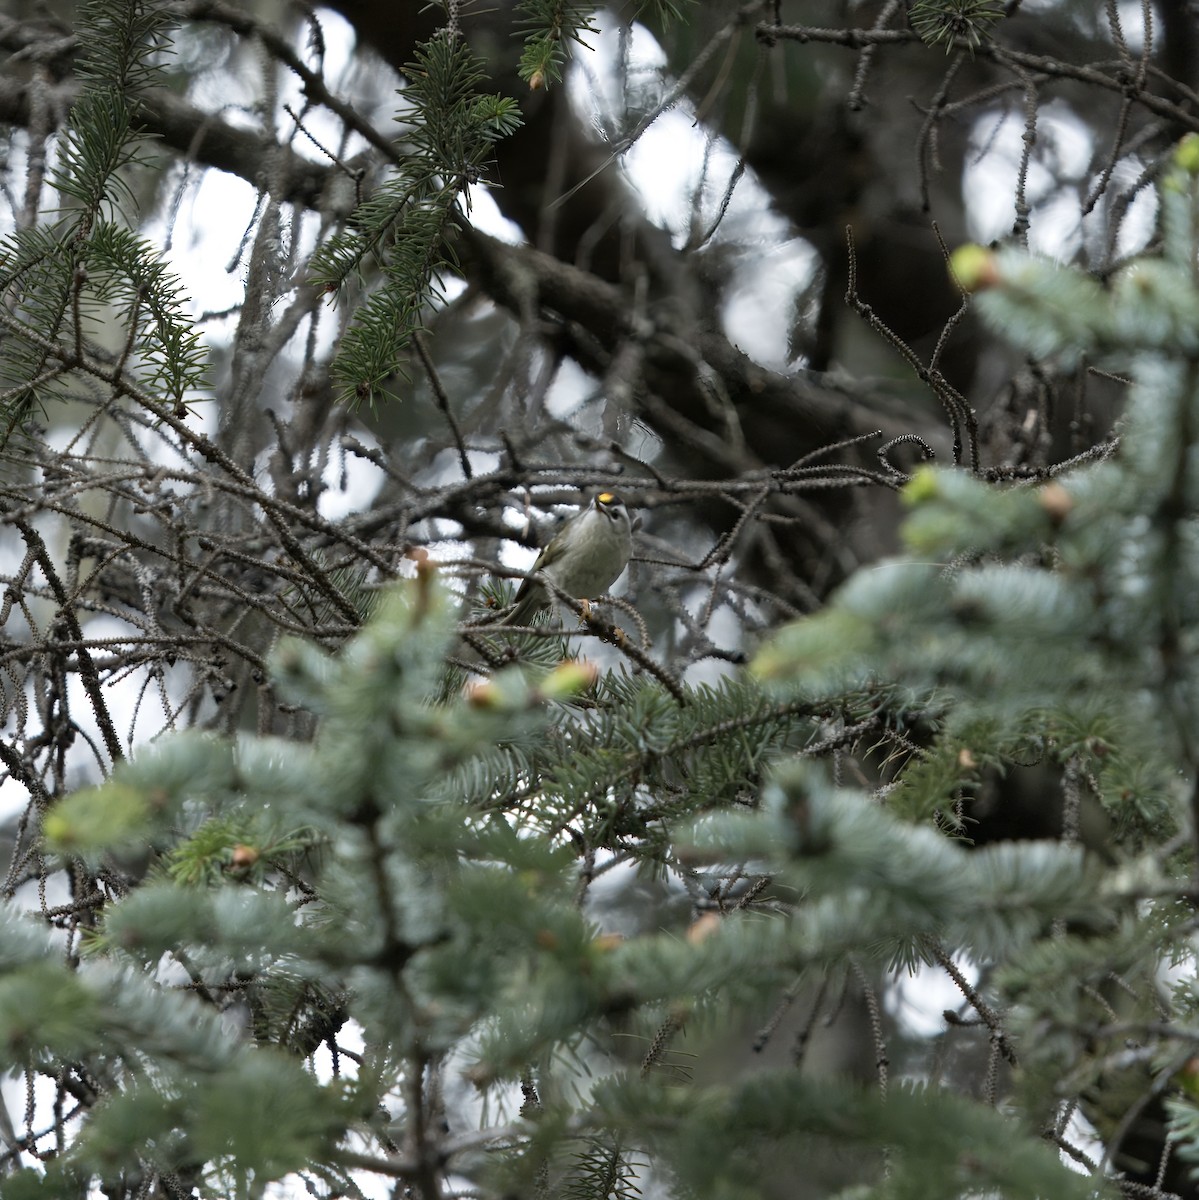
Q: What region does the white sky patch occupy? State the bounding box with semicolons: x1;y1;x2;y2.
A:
155;169;263;317
312;1016;366;1085
723;238;819;368
622;109;713;233
1060;1106;1105;1176
131;415;203;477
2;1072;86;1177
582;853;691;936
964;101;1156;260
0;773;31;826
1114;1;1153;52
181;7;365;161
1031;190;1085;260
546;357;600;419
0;131;30;232
889;956;978;1038
70;616;176;753
495;530;540;582
620;102;786;254
1085;154;1158;261
569;17;667;129
185;69;263;129
965;102;1089;249
466;450;501;476
465;184;526;244
150;8;369;369
317;428;386;521
564;16;825;373
569;19;771;248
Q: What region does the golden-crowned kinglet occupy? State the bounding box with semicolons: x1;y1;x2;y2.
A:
501;492;634;627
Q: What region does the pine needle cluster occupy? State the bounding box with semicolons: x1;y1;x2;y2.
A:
0;0;204;445
309;35;520;406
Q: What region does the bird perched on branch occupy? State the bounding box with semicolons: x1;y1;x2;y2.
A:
500;492;635;627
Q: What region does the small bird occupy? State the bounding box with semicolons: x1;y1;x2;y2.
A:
500;492;634;627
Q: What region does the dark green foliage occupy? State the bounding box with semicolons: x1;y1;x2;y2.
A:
750;138;1199;1188
561;1136;644;1200
13;0;1199;1189
309;35;521;405
52;0;173;210
592;1072;1094;1200
515;0;686;87
909;0;1005;53
0;0;204;444
11;567;1121;1197
515;0;602;88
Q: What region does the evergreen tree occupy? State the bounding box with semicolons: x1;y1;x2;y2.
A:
5;1;1199;1198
